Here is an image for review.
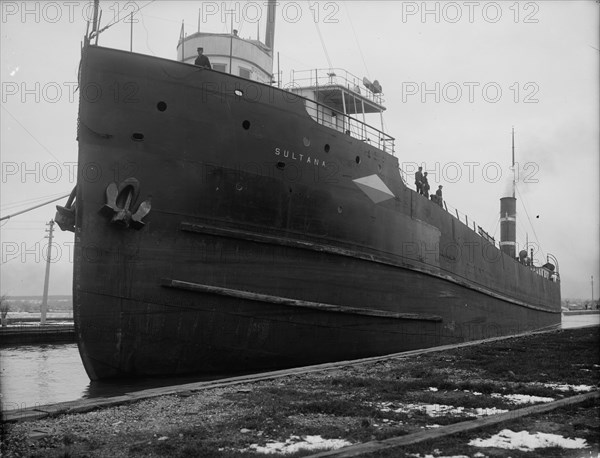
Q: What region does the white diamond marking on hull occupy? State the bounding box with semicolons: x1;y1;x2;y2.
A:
353;175;395;204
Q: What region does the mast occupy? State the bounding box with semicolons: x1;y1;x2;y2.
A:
229;13;233;74
91;0;99;34
512;126;515;198
265;0;277;53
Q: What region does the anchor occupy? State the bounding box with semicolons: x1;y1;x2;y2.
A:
55;186;77;232
100;177;151;229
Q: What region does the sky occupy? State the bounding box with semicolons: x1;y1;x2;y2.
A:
0;0;598;301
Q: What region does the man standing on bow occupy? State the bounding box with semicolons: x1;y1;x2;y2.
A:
194;47;211;69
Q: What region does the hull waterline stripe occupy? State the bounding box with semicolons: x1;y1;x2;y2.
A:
161;279;443;322
179;222;559;314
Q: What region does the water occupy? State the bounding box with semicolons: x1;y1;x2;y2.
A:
0;343;87;411
0;342;254;412
561;311;600;329
1;313;597;411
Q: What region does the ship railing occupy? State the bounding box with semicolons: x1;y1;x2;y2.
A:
400;164;495;241
542;253;560;282
398;166;411;186
291;68;385;106
303;100;395;154
528;264;559;282
417;188;499;248
445;201;494;244
399;164;560;283
444;200;560;283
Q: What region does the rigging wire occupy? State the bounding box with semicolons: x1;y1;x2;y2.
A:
221;1;235;34
236;2;245;36
313;21;333;70
490;216;501;240
0;193;70;222
343;2;370;80
139;11;157;55
142;13;182;24
515;184;546;261
1;192;71;212
0;105;63;163
93;0;156;37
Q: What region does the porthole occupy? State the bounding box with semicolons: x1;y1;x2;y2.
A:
303;137;311;147
277;162;285;169
324;144;330;153
235;183;243;191
337;206;343;214
242;120;250;130
355;156;361;164
234;89;243;97
132;133;144;141
157;101;167;112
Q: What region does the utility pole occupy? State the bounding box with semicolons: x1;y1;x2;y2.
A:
592;275;594;302
41;220;55;325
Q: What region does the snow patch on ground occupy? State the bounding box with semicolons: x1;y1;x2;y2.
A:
469;429;588;451
542;383;595;392
408;454;470;458
376;402;508;418
491;393;555;404
244;435;352;454
463;390;483;396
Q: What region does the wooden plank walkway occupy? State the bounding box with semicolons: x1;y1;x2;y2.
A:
0;326;564;423
0;325;75;345
305;391;600;457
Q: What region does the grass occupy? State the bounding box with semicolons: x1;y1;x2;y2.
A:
2;327;598;458
364;396;600;458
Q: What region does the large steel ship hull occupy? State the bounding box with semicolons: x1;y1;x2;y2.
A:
72;46;560;380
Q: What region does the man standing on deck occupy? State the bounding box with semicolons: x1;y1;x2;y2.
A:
195;47;211;69
415;167;423;194
435;185;443;206
422;172;430;197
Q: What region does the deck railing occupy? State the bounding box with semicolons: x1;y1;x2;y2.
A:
302;101;395;154
291;68;385;106
398;166;559;282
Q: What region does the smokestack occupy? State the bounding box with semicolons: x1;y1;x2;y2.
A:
265;0;276;52
499;197;516;259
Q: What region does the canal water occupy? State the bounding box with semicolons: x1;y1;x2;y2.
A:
1;314;598;411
